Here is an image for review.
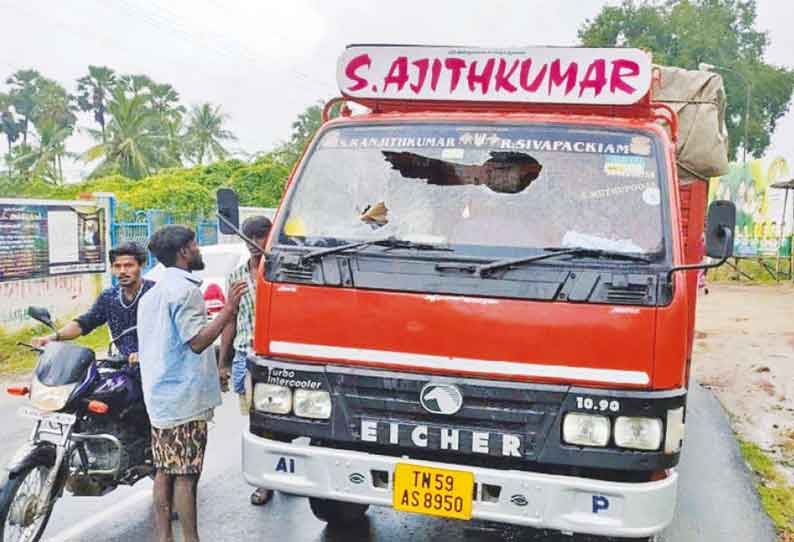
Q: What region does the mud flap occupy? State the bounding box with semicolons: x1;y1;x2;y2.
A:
7;442;57;479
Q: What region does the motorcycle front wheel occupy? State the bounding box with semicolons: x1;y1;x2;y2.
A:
0;464;56;542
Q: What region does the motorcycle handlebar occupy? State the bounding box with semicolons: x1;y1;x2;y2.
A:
98;354;130;369
17;342;44;353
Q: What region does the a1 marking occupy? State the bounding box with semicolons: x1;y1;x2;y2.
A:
275;457;296;473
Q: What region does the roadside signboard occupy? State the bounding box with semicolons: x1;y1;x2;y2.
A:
0;202;106;283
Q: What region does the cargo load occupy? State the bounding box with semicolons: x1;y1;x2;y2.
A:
653;65;730;182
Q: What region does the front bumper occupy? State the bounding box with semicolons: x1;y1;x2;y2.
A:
242;431;677;538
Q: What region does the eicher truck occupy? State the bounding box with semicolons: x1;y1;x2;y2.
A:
222;45;735;540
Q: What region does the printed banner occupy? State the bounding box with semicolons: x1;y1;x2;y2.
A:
0;203;106;283
709;157;791;257
337;45;652;105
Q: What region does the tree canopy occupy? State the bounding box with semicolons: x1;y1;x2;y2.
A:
0;65;237;183
0;67;351;222
579;0;794;160
273;100;342;169
0;158;287;221
184;103;237;165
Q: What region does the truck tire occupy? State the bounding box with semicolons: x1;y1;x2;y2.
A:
308;497;369;526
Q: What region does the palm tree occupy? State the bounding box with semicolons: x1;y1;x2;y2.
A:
83;88;166;179
146;83;186;166
117;74;154;97
0;93;23;155
147;83;183;120
76;66;117;143
6;69;42;145
11;117;72;183
183;103;236;164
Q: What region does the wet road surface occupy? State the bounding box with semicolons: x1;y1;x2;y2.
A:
0;382;776;542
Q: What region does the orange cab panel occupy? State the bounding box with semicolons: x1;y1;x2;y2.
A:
268;285;655;389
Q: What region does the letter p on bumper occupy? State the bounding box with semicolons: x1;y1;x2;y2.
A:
592;495;610;514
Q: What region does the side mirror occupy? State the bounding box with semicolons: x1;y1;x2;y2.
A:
705;200;736;258
27;307;55;330
217;188;240;235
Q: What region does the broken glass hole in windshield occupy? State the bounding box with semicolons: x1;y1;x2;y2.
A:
382;150;542;194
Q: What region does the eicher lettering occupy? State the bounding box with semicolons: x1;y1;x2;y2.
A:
360;419;523;458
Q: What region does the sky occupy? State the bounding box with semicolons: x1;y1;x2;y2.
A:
1;0;792;180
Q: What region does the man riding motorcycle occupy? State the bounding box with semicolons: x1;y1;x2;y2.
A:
1;243;158;542
32;242;155;358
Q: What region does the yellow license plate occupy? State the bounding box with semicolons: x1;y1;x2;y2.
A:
393;463;474;520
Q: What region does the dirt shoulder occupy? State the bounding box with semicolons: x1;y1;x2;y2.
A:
694;282;794;535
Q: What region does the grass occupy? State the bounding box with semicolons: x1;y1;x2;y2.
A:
0;323;110;376
739;440;794;539
709;258;793;283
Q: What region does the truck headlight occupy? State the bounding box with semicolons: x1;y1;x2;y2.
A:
293;390;332;419
614;416;663;451
665;407;685;454
562;413;610;447
253;384;292;414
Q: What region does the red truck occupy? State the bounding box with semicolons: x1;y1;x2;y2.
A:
222;45;735;540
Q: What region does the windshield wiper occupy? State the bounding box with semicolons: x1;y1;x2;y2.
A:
476;246;653;277
301;236;451;262
545;246;655;263
376;238;454;253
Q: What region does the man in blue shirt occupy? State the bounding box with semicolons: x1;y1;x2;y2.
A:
138;225;245;542
32;242;154;360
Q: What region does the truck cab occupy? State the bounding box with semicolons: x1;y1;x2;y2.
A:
236;45;734;540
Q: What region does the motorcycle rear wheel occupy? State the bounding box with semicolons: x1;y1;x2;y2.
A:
0;464;56;542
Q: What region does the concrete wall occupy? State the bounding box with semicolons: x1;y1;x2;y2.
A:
0;274;104;331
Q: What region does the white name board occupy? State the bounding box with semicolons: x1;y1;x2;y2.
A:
337;45;652;105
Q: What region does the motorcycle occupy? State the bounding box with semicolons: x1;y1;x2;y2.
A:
0;307;152;542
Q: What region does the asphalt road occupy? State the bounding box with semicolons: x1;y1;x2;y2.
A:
0;382;776;542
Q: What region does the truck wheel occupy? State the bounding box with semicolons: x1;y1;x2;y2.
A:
308;497;369;526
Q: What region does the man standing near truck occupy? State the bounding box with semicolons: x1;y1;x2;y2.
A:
138;225;246;542
219;215;273;506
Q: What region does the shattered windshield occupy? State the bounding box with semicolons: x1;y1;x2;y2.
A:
276;124;665;258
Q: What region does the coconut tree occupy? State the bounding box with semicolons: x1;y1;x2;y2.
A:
147;83;183;120
83;88;166;179
6;69;41;145
183;103;236;164
117;74;154;97
11;117;72;182
76;66;117;143
0;93;23;155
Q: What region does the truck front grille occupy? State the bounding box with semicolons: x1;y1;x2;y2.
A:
329;373;566;460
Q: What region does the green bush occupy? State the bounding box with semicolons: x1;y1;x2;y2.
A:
229;156;289;208
0;156;288;218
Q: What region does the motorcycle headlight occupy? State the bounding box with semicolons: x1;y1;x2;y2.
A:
253;383;292;414
293;390;332;419
614;416;663;451
29;377;76;412
562;413;611;447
